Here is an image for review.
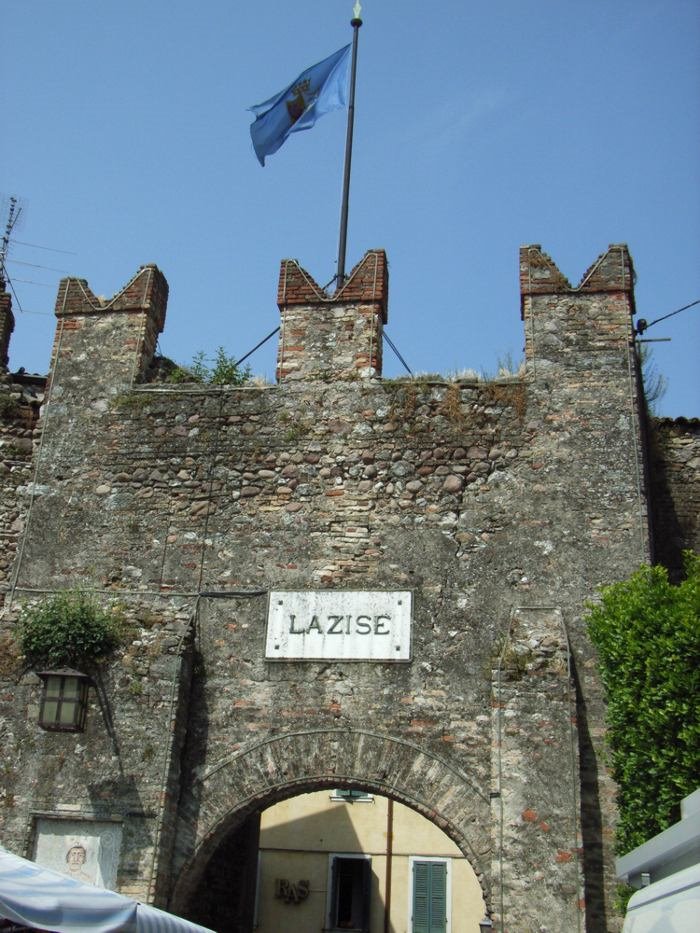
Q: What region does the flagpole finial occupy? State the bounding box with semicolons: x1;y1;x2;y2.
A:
351;1;362;26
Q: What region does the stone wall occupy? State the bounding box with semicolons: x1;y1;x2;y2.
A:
0;372;43;608
0;595;194;903
649;417;700;579
491;608;582;929
0;245;693;932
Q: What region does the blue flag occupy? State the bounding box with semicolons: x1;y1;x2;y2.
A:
248;45;351;166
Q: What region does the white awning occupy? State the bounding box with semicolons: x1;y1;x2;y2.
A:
0;848;213;933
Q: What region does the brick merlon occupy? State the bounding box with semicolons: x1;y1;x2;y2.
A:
520;244;635;318
277;249;389;323
55;264;169;332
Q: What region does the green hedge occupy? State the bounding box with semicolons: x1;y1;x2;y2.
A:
587;551;700;855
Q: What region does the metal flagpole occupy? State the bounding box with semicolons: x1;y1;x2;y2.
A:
336;2;363;289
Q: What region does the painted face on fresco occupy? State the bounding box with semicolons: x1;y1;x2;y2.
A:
66;845;87;867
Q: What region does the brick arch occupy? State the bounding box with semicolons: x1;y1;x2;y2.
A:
170;727;492;912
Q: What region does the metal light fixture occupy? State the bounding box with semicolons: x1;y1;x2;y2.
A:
37;669;91;732
479;918;494;932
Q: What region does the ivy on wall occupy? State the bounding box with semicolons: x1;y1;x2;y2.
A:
586;551;700;855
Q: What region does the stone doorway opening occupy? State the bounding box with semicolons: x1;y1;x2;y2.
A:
175;785;486;933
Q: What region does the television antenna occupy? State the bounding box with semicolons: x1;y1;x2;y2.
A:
0;196;22;290
0;196;74;314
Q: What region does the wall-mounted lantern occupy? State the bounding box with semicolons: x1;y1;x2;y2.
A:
37;669;91;732
479;918;494;932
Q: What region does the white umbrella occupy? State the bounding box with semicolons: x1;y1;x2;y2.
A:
0;848;213;933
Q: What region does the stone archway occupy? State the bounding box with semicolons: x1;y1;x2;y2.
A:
170;728;492;925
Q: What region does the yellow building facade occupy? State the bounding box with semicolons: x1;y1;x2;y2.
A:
256;790;486;932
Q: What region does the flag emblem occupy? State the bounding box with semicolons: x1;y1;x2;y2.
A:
286;79;311;124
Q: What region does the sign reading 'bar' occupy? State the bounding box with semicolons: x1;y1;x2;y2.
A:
266;591;412;661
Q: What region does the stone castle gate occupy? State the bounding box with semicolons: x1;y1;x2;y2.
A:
1;244;696;930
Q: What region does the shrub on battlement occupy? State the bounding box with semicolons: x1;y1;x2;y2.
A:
167;347;251;386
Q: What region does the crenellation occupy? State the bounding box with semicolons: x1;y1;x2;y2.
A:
578;243;636;295
276;250;387;382
49;265;168;395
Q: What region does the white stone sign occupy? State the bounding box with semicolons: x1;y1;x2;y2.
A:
266;591;412;661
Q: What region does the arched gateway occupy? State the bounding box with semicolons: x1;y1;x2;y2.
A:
171;729;490;906
2;245;687;932
171;729;491;929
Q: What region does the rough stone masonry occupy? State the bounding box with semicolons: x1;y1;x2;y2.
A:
0;245;697;932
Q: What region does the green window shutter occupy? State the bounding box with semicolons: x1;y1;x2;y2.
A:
413;862;430;933
429;862;447;933
412;861;447;933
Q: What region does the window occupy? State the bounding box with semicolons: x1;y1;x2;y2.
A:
326;854;371;932
330;788;374;803
410;858;450;933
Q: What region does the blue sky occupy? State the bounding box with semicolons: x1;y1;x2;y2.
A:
4;0;699;416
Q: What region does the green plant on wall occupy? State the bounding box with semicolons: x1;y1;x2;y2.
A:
18;590;123;669
0;394;20;418
586;551;700;857
167;347;251;386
